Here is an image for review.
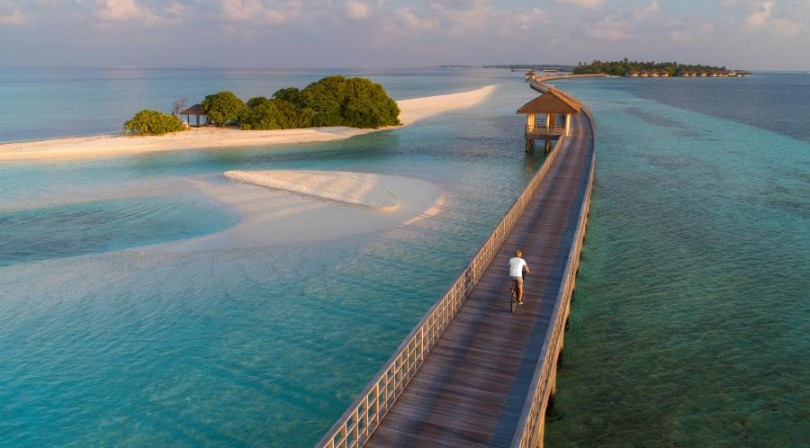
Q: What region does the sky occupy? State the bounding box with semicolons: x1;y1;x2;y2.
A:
0;0;807;70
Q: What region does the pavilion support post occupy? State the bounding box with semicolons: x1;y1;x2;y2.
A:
565;114;571;136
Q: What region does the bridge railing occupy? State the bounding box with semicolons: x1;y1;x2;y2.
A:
510;93;597;448
317;103;571;448
526;124;565;136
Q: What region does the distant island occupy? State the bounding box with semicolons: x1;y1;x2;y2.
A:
438;64;577;72
573;59;751;78
482;64;576;72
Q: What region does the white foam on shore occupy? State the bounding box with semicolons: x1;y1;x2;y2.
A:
224;170;399;211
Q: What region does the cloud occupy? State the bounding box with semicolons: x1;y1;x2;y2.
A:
553;0;604;8
668;22;714;43
668;29;693;42
588;16;633;40
218;0;302;24
395;8;437;32
166;2;189;17
743;0;802;39
346;1;371;20
699;22;716;33
0;8;24;25
218;0;266;21
772;18;802;38
515;8;549;31
94;0;170;25
633;1;659;20
746;0;773;29
429;0;492;34
95;0;143;21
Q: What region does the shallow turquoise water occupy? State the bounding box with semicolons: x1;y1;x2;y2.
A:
546;75;810;447
0;69;546;446
5;68;810;447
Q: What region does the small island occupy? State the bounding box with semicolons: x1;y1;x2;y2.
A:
123;75;401;136
1;85;496;162
573;58;751;78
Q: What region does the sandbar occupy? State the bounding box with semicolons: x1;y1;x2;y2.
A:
225;170;399;211
151;170;444;250
0;85;496;163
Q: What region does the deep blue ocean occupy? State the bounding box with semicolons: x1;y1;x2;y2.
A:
2;68;810;447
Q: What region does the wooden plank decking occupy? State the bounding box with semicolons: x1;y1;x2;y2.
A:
365;112;595;447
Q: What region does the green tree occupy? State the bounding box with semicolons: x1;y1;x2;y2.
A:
123;109;184;135
300;76;350;127
272;87;305;107
246;96;269;109
298;75;400;128
201;91;246;126
341;77;400;128
242;99;314;130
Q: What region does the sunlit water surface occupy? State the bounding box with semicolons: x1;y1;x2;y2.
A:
0;68;545;447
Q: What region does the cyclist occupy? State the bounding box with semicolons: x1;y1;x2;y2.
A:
508;249;531;305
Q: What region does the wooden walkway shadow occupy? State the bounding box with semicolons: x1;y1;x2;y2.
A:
365;113;595;447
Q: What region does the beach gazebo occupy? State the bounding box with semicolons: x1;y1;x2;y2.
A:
179;104;207;127
516;89;581;152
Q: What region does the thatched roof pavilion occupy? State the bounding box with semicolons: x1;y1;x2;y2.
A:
179;104;207;126
516;89;581;152
516;89;581;115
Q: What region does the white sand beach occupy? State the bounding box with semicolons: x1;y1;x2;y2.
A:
0;85;496;163
397;85;496;125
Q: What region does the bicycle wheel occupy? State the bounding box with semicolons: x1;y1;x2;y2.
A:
510;288;517;313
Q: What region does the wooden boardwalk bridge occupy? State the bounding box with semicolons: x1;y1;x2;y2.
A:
318;81;596;448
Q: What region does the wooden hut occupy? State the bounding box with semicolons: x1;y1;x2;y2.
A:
179;104;207;127
516;89;581;152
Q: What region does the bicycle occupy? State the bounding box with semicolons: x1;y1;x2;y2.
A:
510;285;518;313
510;280;520;313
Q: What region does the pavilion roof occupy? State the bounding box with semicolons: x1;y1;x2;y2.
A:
516;89;581;115
179;104;204;115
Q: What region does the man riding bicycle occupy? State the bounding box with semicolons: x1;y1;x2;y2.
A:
509;249;531;305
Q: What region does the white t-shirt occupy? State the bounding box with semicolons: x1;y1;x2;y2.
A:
509;257;527;278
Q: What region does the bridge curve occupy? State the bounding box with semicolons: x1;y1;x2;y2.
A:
318;81;596;448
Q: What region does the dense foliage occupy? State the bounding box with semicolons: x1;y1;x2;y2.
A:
201;91;247;126
340;77;401;128
126;76;401;133
123;109;184;135
240;75;400;130
241;97;314;130
574;58;728;77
